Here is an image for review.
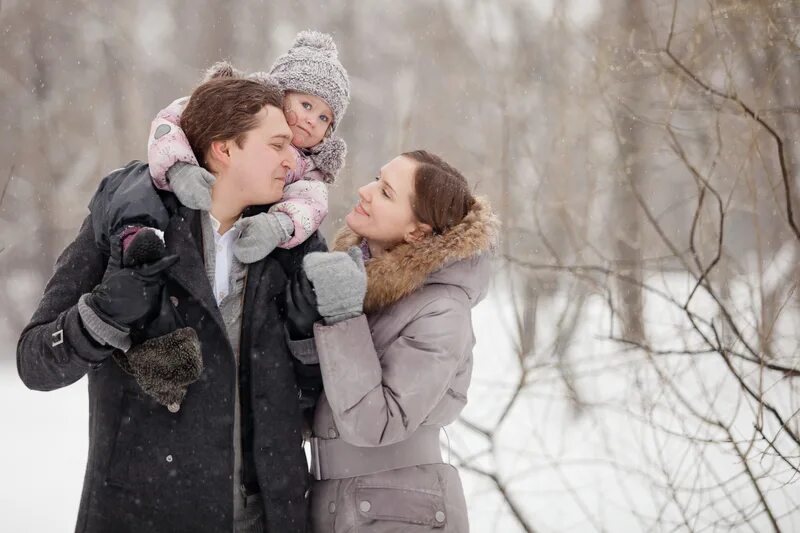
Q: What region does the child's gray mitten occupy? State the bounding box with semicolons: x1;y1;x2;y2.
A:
303;247;366;324
233;212;294;263
167;162;216;211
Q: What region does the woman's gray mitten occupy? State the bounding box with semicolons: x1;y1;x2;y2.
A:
233;212;294;264
303;247;366;324
167;162;216;211
308;136;347;182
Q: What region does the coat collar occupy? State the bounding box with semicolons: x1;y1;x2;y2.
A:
163;207;227;333
333;196;499;313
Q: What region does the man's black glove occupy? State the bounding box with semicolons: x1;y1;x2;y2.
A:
85;250;178;331
285;267;322;340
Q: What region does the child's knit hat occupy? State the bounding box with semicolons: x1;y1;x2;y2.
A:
268;30;350;131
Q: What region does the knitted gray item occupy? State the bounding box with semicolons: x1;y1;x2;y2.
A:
167;162;216;211
308;136;347;182
113;327;203;412
232;212;294;263
77;293;132;351
203;60;244;81
303;247;366;324
268;30;351;131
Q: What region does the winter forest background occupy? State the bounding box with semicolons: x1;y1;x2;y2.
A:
2;0;800;531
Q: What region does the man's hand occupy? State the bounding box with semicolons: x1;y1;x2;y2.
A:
85;254;178;331
286;267;322;339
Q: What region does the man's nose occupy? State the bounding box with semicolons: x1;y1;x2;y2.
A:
283;149;296;171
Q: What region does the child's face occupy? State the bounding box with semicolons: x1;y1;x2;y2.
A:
283;92;333;149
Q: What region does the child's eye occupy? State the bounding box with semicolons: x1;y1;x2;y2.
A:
302;102;312;110
320;115;329;123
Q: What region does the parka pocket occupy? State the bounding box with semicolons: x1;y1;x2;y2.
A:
354;485;448;529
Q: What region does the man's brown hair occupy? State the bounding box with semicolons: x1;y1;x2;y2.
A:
181;77;284;169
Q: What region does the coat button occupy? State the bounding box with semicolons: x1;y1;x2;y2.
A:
359;500;371;513
328;428;338;438
328;502;336;514
435;511;446;523
170;296;179;307
165;454;173;463
168;402;180;413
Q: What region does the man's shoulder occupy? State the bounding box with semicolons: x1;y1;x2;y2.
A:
92;160;151;201
88;161;170;252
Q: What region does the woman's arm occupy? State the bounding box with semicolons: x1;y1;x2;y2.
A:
313;296;471;447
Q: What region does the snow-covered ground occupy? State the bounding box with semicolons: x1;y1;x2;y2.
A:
2;268;798;532
0;363;88;532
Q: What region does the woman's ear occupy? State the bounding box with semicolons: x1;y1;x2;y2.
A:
404;222;433;244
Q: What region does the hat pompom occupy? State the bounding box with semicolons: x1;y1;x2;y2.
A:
308;135;347;183
203;61;243;81
293;30;337;54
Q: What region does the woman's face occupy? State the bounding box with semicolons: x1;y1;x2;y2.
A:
345;156;427;249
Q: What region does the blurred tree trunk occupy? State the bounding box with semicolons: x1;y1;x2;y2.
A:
612;0;647;344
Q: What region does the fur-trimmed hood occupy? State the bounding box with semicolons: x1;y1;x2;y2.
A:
333;196;499;313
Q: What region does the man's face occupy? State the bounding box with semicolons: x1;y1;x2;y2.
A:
226;105;295;206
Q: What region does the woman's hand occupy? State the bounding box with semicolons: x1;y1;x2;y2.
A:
302;247;366;324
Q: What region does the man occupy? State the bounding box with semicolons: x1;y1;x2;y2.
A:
17;77;324;532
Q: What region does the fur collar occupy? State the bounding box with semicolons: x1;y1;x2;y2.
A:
333;196;499;313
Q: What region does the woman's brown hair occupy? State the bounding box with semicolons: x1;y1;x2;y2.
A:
402;150;476;235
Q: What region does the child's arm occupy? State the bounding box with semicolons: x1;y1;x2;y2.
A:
268;138;345;249
147;97;197;190
232;178;329;263
270;178;329;249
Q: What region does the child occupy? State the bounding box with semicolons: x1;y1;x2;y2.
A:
119;30;349;265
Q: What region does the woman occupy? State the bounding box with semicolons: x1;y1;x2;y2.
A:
286;150;498;532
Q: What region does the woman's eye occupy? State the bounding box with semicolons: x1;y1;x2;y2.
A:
302;102;312;110
381;188;390;199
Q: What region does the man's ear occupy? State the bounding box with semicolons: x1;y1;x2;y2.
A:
404;222;433;244
207;139;232;170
